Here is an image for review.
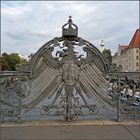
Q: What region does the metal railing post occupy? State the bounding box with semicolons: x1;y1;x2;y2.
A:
117;75;121;122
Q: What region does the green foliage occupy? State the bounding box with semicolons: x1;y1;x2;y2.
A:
0;53;28;71
20;58;28;64
102;49;112;64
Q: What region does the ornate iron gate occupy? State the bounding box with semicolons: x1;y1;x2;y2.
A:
0;16;140;122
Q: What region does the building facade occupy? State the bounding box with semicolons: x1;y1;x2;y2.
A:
112;29;140;72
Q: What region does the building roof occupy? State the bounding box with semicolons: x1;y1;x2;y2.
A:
129;28;140;48
114;28;140;56
119;45;129;53
120;45;128;49
117;45;129;55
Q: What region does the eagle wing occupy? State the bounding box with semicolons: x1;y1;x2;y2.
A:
23;42;63;112
78;45;113;109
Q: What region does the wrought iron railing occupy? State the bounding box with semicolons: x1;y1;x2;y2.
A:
0;71;140;122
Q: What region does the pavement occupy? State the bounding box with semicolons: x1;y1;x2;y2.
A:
1;120;140;140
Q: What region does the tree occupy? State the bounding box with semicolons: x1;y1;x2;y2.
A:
0;53;11;70
20;58;28;64
102;48;112;64
9;53;21;70
0;53;28;71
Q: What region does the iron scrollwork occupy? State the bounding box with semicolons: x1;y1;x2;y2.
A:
22;16;113;121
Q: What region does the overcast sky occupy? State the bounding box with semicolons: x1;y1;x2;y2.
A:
1;1;139;56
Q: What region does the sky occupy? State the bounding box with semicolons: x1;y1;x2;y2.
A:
1;1;139;56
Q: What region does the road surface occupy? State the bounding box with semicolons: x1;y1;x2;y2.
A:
1;120;140;140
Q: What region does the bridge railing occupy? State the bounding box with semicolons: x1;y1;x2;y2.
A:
108;72;140;121
0;71;140;122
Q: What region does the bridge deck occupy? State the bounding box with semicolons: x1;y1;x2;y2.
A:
1;120;140;140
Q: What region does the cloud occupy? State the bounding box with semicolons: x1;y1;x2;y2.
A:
1;1;139;56
1;6;31;15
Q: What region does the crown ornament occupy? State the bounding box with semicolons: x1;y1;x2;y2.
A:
62;16;78;38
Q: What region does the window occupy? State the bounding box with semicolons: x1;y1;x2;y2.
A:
136;49;139;53
136;62;139;67
136;56;138;60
